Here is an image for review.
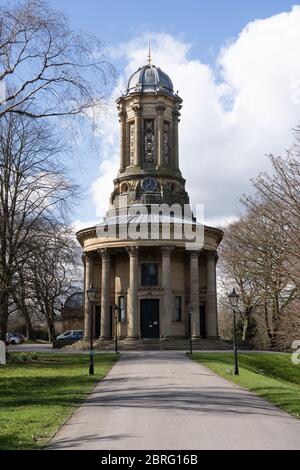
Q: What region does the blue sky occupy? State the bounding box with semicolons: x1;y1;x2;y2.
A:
50;0;296;65
47;1;300;228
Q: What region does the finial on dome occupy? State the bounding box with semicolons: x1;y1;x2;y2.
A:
147;40;152;66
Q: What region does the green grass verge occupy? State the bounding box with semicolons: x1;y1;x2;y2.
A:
0;353;118;450
190;352;300;419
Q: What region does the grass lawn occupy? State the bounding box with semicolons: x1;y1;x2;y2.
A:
0;353;118;450
190;352;300;419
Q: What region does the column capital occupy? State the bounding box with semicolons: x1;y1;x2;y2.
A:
98;248;110;260
188;250;200;259
161;245;174;256
206;250;218;261
126;246;139;257
83;251;94;262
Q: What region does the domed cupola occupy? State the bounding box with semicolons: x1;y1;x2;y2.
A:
112;47;187;210
125;64;174;96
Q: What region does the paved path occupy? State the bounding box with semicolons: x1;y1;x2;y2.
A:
48;351;300;450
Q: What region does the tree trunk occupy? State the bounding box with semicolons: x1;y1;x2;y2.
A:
0;290;9;341
22;308;35;340
242;317;249;342
46;312;56;342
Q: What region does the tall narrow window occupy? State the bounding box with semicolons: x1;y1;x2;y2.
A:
175;295;182;322
118;296;126;322
163;121;169;164
144;119;155;163
141;263;158;286
129;122;135;165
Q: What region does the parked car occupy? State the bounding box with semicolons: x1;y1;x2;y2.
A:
56;330;83;341
6;333;22;345
13;334;25;344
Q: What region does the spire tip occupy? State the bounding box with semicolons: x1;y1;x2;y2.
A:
147;40;152;66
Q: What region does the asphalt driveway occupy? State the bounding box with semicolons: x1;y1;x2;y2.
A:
47;351;300;450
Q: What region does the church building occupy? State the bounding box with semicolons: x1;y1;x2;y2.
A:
76;56;223;348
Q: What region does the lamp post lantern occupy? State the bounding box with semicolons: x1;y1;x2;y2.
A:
113;304;119;355
228;288;240;375
87;283;97;375
188;304;193;355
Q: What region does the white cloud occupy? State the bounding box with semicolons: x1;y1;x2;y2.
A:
90;5;300;226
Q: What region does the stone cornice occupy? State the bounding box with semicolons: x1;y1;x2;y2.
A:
77;224;224;247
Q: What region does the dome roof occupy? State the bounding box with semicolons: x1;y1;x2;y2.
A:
64;291;84;310
125;64;174;96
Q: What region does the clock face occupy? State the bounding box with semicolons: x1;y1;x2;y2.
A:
141;177;157;192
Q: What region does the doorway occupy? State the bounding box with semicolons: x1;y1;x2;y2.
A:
200;304;206;338
140;299;160;338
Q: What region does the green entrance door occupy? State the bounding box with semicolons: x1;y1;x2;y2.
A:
140;299;160;338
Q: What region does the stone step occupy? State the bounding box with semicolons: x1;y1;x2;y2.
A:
70;338;234;351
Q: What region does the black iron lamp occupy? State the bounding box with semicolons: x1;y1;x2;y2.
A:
87;283;97;375
228;288;240;375
188;304;193;355
113;304;119;355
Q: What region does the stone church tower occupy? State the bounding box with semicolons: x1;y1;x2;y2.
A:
77;58;223;348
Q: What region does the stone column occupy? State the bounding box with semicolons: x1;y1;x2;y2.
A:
190;251;200;337
162;246;173;337
99;248;111;339
119;110;126;171
83;252;94;338
127;246;139;338
157;103;166;167
172;110;180;171
206;251;218;338
133;105;142;166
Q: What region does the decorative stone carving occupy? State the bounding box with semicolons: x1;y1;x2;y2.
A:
129;122;135;165
126;246;139;257
172;109;181;122
163;122;169;163
98;248;110;260
118;109;126;122
132;104;142;115
144;120;155;163
157;103;166;114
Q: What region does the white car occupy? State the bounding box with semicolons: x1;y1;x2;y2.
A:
6;333;22;345
56;330;83;341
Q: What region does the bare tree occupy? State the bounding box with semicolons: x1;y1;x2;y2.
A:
218;218;261;342
243;139;300;291
0;112;78;340
219;142;300;349
11;265;36;338
27;223;81;340
0;0;114;119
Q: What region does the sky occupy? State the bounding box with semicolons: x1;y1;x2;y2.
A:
47;0;300;229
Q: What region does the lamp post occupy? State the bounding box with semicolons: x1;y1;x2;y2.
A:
228;288;240;375
113;304;119;355
87;283;97;375
188;304;193;355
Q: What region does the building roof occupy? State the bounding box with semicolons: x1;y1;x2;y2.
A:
64;292;84;310
125;64;174;96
